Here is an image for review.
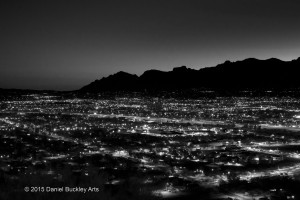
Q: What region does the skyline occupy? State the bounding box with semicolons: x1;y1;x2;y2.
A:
1;0;300;90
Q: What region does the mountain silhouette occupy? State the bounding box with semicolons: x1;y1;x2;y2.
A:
80;71;139;92
80;57;300;92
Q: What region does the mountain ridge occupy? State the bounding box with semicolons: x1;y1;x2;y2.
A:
80;57;300;92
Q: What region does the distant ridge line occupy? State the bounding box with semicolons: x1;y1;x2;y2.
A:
80;57;300;92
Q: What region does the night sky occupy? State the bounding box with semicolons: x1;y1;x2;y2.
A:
1;0;300;90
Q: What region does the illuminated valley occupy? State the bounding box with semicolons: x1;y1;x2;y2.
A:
1;92;300;200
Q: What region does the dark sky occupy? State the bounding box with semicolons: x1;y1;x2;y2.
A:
1;0;300;90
